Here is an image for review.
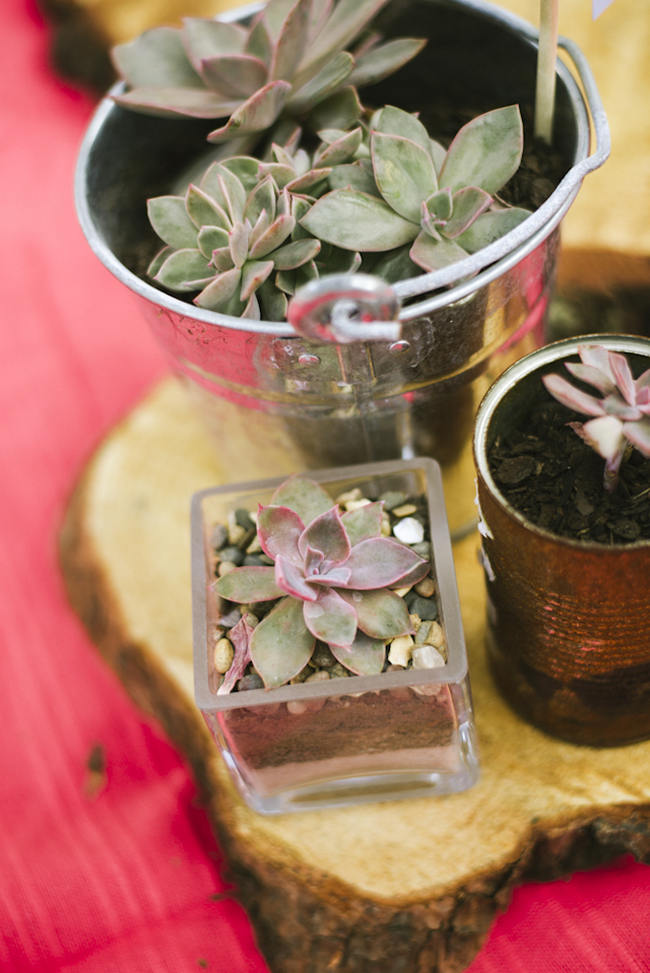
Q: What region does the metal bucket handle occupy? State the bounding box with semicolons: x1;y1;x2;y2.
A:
288;25;610;343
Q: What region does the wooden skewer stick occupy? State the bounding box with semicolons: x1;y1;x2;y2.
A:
535;0;560;143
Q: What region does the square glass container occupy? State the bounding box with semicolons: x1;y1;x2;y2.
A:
192;458;478;813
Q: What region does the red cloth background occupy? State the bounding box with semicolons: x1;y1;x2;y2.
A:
1;1;648;969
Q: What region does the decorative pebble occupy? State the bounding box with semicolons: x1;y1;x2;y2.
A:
337;487;363;504
415;576;435;598
311;644;336;668
235;508;255;531
246;535;262;554
393;516;424;544
411;541;431;559
407;594;438;620
409;613;422;630
412;644;446;669
217;561;237;577
379;490;407;511
392;503;417;518
329;663;350;679
236;672;264;692
305;670;330;683
228;523;246;546
380;513;392;537
393;585;411;598
218;545;245;566
414;619;433;645
388;635;414;667
214;637;234;674
243;554;264;566
259;554;274;566
345;497;372;511
210;524;228;550
427;620;446;649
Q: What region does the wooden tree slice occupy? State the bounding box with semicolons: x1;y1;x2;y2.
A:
59;377;650;973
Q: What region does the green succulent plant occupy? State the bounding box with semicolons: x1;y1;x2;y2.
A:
213;475;429;690
303;105;532;272
146;105;531;318
112;0;425;142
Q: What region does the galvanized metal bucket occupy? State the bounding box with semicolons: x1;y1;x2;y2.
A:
75;0;609;535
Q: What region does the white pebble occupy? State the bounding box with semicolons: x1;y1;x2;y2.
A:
217;561;237;577
427;621;445;649
412;644;446;669
388;635;414;667
393;517;424;544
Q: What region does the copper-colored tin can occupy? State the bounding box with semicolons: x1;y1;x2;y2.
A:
474;335;650;746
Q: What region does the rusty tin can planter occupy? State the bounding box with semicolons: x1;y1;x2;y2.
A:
192;458;478;813
75;0;609;539
474;335;650;746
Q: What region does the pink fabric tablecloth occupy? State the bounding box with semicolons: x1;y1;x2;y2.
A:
1;1;648;969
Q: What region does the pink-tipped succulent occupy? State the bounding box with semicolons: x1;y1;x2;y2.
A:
542;345;650;491
214;475;428;689
111;0;425;141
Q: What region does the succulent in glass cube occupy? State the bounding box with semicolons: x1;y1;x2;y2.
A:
214;473;430;688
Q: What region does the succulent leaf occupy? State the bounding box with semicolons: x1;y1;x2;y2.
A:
344;537;427;589
301;188;417;251
250;596;315;688
455;206;529;252
199;54;268;98
270;0;312;81
348;37;426;87
197;225;229;258
215;566;285;602
329;631;385;675
443;186;492;238
340;501;383;545
298;505;351;562
147;196;198;249
241;259;274;300
257;504;304;563
194;266;242;310
303;588;358;646
112;27;203;89
371;131;437;222
271;475;334;524
182;18;247;66
207;80;292;143
410;233;468;272
341;587;412;639
217;612;255;695
373;105;431;151
439;105;524;195
287;51;355;112
153;248;213;290
328;160;378;194
274;553;319;600
542;373;606;418
308;86;362;131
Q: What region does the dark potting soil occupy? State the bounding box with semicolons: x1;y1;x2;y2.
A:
488;386;650;544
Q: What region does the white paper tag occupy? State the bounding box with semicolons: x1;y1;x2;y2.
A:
592;0;614;17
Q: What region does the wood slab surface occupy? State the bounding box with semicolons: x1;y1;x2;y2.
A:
60;373;650;973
